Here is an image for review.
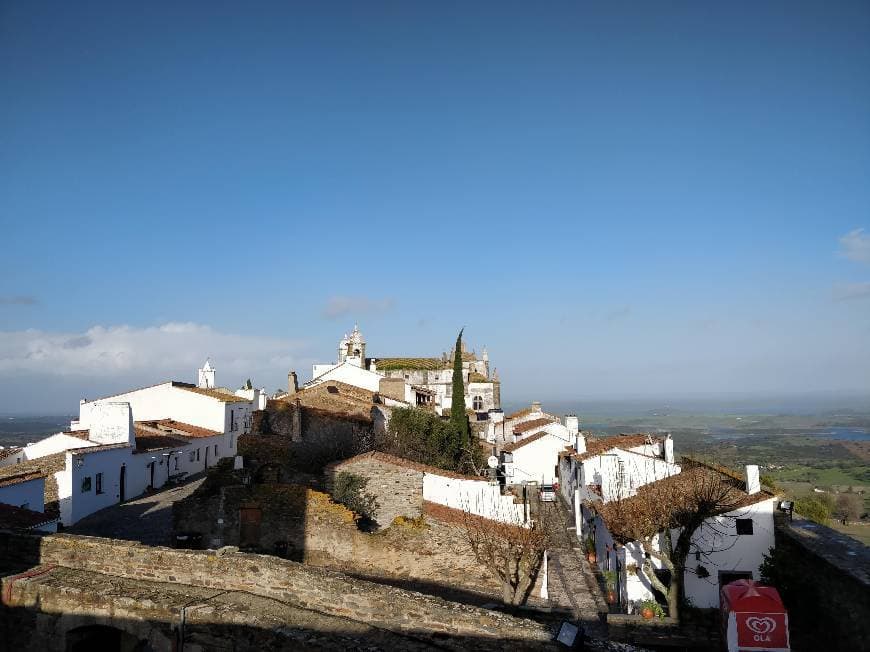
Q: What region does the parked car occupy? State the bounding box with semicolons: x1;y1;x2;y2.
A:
540;484;556;502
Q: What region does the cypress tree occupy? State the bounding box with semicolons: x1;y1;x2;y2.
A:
450;328;469;447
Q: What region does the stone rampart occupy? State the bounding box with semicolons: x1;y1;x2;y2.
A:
0;531;555;647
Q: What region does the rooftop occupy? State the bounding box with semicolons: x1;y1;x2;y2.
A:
572;433;661;461
513;417;558;434
174;383;250;403
502;431;553;453
0;503;56;530
373;358;445;371
594;461;775;543
0;470;45;489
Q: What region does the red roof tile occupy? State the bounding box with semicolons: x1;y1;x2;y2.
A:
0;503;56;530
502;431;554;453
513;417;557;434
0;471;44;489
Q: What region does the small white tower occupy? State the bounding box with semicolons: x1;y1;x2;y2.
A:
342;324;366;367
198;359;216;388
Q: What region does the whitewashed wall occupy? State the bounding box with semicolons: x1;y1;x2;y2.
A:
422;473;525;525
682;498;777;608
307;363;383;392
590;498;777;609
0;433;97;467
580;448;680;502
77;383;246;434
505;434;567;485
58;446;133;525
0;476;46;511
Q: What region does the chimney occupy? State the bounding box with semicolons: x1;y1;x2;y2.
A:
288;371;299;395
745;465;760;495
575;433;587;455
531;401;542;414
664;434;674;464
565;414;579;438
369;359;377;373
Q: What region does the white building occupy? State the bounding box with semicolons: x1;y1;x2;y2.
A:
0;471;58;532
0;361;255;527
557;433;678;505
587;462;777;610
308;326;501;417
498;413;583;485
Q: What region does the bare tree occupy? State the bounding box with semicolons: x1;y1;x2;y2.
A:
598;461;748;620
461;506;549;606
834;492;863;525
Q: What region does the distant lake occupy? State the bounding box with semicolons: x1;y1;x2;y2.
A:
707;427;870;442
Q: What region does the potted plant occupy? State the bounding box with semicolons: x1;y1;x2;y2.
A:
584;536;597;563
603;570;618;604
638;599;665;620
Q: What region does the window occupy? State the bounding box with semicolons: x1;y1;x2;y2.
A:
735;519;754;535
230;409;236;431
95;472;104;494
214;444;218;456
473;395;484;410
174;457;179;471
196;448;201;462
189;451;196;463
81;476;92;493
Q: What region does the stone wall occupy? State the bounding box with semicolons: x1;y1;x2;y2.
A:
0;531;556;648
769;513;870;652
325;452;425;528
172;477;503;603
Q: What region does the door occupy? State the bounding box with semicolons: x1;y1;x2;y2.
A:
205;445;209;469
147;462;155;489
119;465;126;502
239;507;262;548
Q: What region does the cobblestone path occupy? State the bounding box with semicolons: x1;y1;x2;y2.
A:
68;475;205;546
534;493;609;639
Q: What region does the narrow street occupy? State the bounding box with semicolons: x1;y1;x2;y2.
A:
531;490;609;638
67;475;205;546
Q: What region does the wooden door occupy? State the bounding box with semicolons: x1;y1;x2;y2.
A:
239;507;262;548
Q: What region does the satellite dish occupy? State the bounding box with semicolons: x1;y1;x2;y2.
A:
487;455;499;469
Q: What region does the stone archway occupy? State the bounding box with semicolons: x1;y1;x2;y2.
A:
65;624;152;652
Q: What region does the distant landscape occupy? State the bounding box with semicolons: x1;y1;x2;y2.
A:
5;400;869;545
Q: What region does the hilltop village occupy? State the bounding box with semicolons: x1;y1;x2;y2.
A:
0;327;867;651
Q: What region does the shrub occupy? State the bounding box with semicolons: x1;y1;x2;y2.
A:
794;494;833;525
333;471;379;526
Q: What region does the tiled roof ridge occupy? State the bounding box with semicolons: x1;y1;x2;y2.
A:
502;431;553;452
0;470;46;488
513;417;559;434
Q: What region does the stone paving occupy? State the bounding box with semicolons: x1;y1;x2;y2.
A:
530;492;609;640
68;475;205;546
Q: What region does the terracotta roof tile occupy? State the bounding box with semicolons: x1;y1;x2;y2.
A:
502;431;553;452
0;470;45;488
152;419;221;439
513;418;557;434
573;433;660;461
175;384;250;403
594;462;775;543
0;503;56;530
0;447;22;461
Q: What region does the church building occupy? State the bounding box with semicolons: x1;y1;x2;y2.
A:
308;326;501;419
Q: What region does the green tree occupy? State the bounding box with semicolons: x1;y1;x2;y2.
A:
450;328;469;449
333;471;379;527
794;494;834;524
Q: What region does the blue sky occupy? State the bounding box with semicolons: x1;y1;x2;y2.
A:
1;1;869;413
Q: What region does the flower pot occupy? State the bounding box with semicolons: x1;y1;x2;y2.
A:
586;552;597;563
641;607;655;620
606;589;617;604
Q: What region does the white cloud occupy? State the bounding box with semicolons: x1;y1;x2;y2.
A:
839;228;870;264
833;282;870;301
0;322;304;381
321;295;395;320
0;295;38;306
